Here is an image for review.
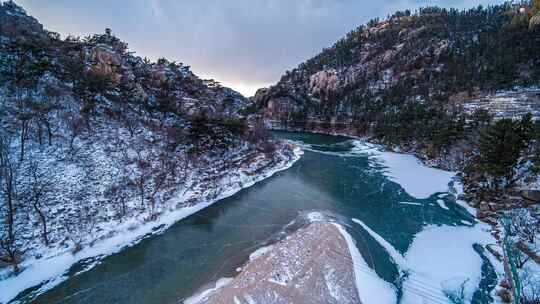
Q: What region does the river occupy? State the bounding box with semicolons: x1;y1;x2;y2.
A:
13;131;499;304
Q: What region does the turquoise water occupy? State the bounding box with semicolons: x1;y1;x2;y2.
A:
14;131;495;304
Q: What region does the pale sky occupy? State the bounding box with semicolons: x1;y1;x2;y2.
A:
16;0;502;96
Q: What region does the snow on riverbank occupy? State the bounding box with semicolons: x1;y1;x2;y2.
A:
402;224;497;304
352;217;499;304
0;146;303;304
335;223;397;304
295;134;502;303
345;137;502;303
184;277;234;304
352;141;456;199
287;133;504;303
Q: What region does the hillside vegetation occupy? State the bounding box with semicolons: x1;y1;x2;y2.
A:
255;1;540;201
254;3;540;301
0;1;288;274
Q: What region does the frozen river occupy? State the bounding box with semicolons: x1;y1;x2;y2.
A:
14;131;499;304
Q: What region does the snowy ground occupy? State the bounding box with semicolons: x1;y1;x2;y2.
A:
0;145;303;304
352;141;458;199
352;217;499;303
462;88;540;120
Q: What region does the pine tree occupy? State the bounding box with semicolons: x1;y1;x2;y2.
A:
477;119;527;189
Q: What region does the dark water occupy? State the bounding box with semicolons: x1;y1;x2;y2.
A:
14;131;495;304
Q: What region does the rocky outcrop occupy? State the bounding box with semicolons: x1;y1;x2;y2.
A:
530;14;540;30
85;44;123;82
521;190;540;203
187;222;360;304
309;69;339;95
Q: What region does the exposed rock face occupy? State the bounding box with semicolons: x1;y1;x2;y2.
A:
188;223;360;304
309;69;339;95
86;45;123;82
253;4;540;135
530;14;540;30
253;4;540;175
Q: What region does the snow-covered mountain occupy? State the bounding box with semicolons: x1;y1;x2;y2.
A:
0;0;294;278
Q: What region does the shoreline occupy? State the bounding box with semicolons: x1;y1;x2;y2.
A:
182;131;503;304
279;128;508;302
0;144;304;304
270;124;460;171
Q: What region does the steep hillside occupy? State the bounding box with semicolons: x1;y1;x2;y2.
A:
0;0;295;277
255;2;540;170
255;3;540;301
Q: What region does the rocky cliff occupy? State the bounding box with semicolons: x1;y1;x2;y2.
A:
254;3;540;169
253;4;540;301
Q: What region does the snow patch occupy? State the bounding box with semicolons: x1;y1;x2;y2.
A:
183;277;233;304
334;223;397;304
352;218;406;267
398;201;422;206
402;224;498;304
455;199;477;217
353;141;456;199
437;199;450;210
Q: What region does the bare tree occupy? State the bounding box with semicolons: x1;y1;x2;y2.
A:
520;266;540;304
508;209;538;245
0;132;21;272
62;205;97;253
25;161;52;246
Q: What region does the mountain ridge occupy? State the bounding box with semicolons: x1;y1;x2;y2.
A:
253;1;540;285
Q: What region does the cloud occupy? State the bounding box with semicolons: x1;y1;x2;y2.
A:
17;0;503;96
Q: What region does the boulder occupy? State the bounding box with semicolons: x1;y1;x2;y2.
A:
521;190;540;203
91;45;122;67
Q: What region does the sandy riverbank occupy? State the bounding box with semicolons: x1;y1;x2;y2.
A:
185;222;362;304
